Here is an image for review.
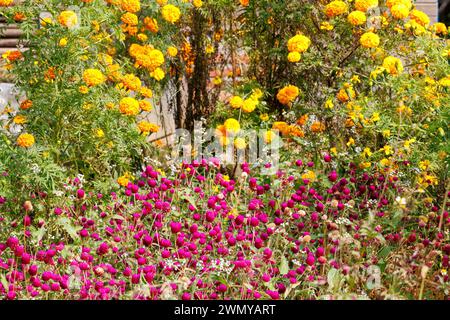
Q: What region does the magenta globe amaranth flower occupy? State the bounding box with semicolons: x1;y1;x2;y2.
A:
77;189;85;199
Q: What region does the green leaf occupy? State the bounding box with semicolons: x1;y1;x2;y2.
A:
180;192;197;210
327;268;342;292
111;214;125;221
279;256;289;275
0;274;8;291
32;225;47;243
56;217;81;241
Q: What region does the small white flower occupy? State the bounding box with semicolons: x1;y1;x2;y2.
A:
395;196;407;206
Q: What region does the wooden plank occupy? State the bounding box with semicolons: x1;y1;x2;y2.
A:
0;38;20;47
415;0;439;23
0;28;23;38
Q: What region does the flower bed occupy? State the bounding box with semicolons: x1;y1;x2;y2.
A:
0;158;448;300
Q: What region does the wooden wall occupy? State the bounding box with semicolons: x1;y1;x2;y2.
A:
415;0;439;23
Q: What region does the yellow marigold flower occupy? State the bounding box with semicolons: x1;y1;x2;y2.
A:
120;0;141;13
390;4;409;19
161;4;181;24
213;76;222;86
264;130;277;144
288;51;301;63
325;99;334;109
139;100;152;112
138;121;159;134
79;86;89;94
382;56;403;75
137;33;148;42
13;115;27;124
379;158;390;167
117;175;130;187
117;171;134;187
144;17;159;33
362;147;372;157
17;133;35;148
167;46;178;57
151;67;165;81
277;85;300;105
386;0;412;10
320;22;334;31
419;160;430;171
432;22;448;35
347;11;366;26
405;20;426;35
0;0;14;7
438;76;450;87
156;0;168;5
95;128;105;138
242;98;258;113
119;97;140;116
382;129;391;138
41;17;53;27
98;53;113;66
354;0;378;12
251;88;263;100
380;145;393;155
205;44;215;54
224;118;241;134
121;73;142;91
409;9;430;27
287;34;311;53
260;113;269;121
371;112;380;122
140;87;153;98
193;0;203;8
121;12;138;25
58;10;78;28
347;137;355;147
234;138;246;150
360;32;380;48
324;1;348;18
359;162;371;169
59;38;68;47
229;96;244;109
330;147;338;155
301;170;316;181
105;102;115;110
129;44;165;71
83;69;106;87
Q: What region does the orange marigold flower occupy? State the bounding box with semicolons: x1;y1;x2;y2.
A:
277;85;300;105
120;0;141;13
17;133;35;148
20;100;33;110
